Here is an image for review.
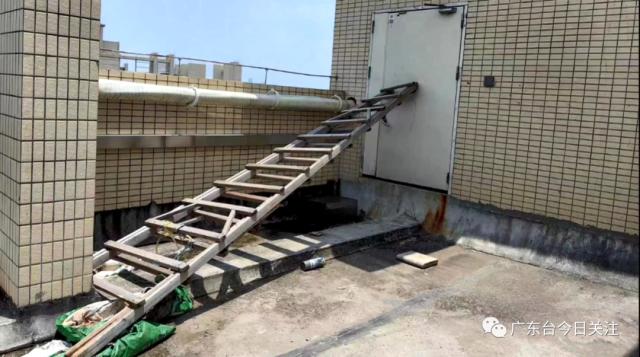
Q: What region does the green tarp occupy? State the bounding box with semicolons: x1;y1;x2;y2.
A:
96;321;175;357
55;285;193;357
170;285;193;317
55;309;110;344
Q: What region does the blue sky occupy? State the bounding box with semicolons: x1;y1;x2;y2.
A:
101;0;336;89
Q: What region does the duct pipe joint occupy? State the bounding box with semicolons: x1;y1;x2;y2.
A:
267;88;281;110
188;86;201;107
332;94;344;112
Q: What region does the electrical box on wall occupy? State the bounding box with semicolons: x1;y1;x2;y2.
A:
363;6;466;191
484;75;496;87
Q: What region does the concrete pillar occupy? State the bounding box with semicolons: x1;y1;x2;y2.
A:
0;0;100;307
149;52;158;73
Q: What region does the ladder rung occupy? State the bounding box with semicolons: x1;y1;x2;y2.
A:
183;198;257;215
93;276;145;307
179;226;223;241
193;209;241;224
380;82;417;93
246;163;308;173
362;94;399;102
281;157;319;164
255;173;297;182
299;133;351;140
146;218;222;241
153;229;215;248
307;143;337;147
215;180;283;193
222;190;270;203
341;105;384;113
104;240;188;272
274;147;333;154
323;118;369;125
113;252;173;276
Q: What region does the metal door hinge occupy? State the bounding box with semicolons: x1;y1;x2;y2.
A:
446;172;450;185
455;66;460;81
371;20;375;33
368;66;371;79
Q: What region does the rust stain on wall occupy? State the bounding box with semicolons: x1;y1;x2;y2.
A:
422;194;448;235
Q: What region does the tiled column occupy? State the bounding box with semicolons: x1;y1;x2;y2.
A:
0;0;100;307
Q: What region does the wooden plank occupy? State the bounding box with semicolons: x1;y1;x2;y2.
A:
246;163;308;173
340;105;384;113
182;198;257;215
179;226;223;241
113;252;173;276
147;217;222;241
255;173;297;182
381;82;417;92
104;240;188;272
306;143;337;147
281;157;319;164
299;133;351;140
193;209;241;224
153;230;212;249
221;210;235;237
273;147;333;154
396;251;438;269
323;118;369;125
93;276;145;306
215;180;283;193
222;191;269;203
362;93;399;102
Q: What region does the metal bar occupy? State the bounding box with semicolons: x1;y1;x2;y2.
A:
96;134;298;149
99;48;338;79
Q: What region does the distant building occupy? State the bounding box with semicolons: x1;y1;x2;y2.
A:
99;24;123;71
213;62;242;81
99;24;242;81
175;63;207;79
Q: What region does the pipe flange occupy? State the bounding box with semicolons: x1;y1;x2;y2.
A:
267;88;281;110
332;94;345;111
187;86;200;107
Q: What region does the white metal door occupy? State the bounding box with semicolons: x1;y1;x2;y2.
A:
363;7;465;191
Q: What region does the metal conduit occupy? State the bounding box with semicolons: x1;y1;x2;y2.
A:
99;79;351;112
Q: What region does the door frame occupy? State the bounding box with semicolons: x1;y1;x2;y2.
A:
363;4;467;194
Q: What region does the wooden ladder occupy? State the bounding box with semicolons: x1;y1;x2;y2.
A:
66;82;418;356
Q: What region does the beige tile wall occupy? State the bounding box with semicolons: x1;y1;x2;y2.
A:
0;0;100;307
0;0;26;306
96;70;344;212
331;0;639;235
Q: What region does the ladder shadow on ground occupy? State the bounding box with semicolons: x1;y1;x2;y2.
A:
171;269;287;325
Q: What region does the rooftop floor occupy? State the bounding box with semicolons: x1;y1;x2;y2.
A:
142;236;639;357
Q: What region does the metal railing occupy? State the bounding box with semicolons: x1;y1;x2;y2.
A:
99;48;336;89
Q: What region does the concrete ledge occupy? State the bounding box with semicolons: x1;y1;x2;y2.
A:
188;217;420;298
342;178;639;291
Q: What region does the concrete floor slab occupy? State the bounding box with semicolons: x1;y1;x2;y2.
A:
143;237;639;357
1;218;419;354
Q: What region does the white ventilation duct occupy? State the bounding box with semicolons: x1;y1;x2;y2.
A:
98;79;350;112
